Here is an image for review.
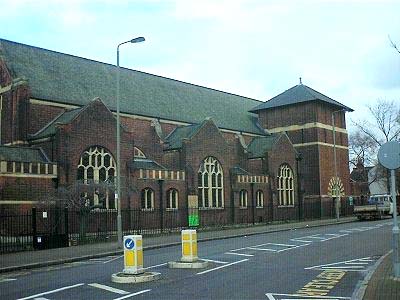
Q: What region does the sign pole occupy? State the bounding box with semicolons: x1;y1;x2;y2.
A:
391;169;400;277
377;141;400;279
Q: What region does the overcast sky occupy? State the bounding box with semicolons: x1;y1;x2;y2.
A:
1;0;399;132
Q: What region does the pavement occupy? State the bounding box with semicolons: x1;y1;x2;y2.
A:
360;251;400;300
0;216;397;299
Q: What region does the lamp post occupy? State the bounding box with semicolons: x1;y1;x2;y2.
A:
331;108;345;221
116;37;145;247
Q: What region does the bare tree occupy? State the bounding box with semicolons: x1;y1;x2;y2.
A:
348;130;377;168
350;100;400;192
389;35;400;55
352;100;400;148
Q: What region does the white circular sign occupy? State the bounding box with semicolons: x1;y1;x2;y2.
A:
378;141;400;170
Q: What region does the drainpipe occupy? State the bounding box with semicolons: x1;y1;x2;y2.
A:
158;179;164;233
251;182;255;224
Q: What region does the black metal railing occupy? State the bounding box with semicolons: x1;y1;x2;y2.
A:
0;201;354;253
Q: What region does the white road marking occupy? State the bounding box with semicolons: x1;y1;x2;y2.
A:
0;278;17;282
144;263;168;269
197;259;249;275
103;255;124;264
224;252;254;257
201;258;228;264
276;244;310;252
17;283;84;300
265;292;351;299
33;298;49;300
247;247;277;252
321;266;365;269
112;289;151;300
305;256;376;271
88;283;129;294
290;239;314;243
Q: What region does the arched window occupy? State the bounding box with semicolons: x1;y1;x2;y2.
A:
77;146;116;209
256;190;264;208
198;157;224;208
277;164;295;206
167;189;178;210
134;147;146;158
141;188;154;210
239;190;248;208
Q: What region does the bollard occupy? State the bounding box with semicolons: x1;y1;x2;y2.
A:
123;235;143;274
168;229;208;269
181;229;198;262
112;235;160;283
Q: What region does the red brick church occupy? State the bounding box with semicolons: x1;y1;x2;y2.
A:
0;38;353;225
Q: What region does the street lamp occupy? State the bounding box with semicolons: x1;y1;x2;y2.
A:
331;108;346;221
116;37;145;247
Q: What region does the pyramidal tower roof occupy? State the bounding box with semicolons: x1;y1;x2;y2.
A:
249;80;353;113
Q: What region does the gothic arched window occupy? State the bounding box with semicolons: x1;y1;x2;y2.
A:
77;146;116;209
256;190;264;208
141;188;154;210
277;164;294;206
198;157;224;208
167;188;178;210
239;190;248;208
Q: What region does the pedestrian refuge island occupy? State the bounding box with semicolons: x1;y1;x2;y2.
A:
111;235;161;283
168;229;209;269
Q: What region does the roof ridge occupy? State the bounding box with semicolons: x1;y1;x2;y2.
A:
0;38;264;105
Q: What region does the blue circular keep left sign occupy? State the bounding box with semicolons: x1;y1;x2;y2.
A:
124;238;135;250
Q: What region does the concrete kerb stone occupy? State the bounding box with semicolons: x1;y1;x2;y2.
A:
0;218;356;274
168;260;209;269
351;250;392;300
111;271;161;284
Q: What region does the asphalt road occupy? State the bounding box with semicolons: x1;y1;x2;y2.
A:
1;219;393;300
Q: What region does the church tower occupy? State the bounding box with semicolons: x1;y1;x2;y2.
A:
249;80;353;211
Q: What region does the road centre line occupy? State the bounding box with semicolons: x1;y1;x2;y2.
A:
17;283;85;300
88;283;129;295
225;252;254;257
197;259;249;275
113;289;151;300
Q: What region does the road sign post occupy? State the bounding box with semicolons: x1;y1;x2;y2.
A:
378;141;400;278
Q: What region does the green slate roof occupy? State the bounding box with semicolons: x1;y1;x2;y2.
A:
230;166;250;175
247;134;282;158
30;108;82;139
0;38;265;135
164;122;203;150
0;146;50;163
130;159;166;170
249;84;353;113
